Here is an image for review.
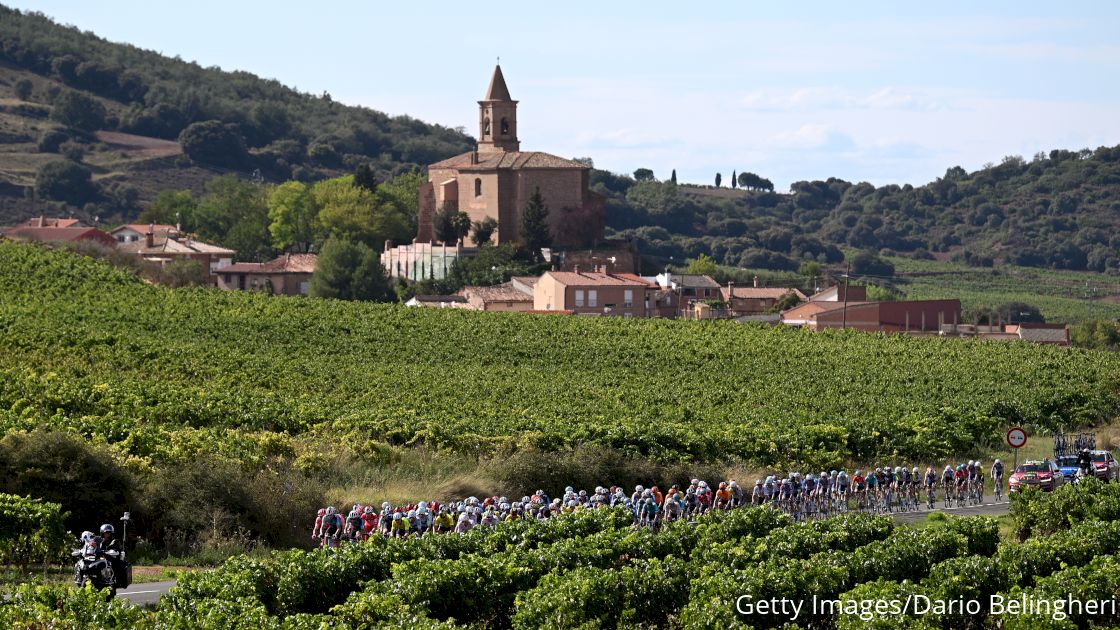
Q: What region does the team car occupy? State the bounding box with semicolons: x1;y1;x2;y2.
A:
1009;459;1064;493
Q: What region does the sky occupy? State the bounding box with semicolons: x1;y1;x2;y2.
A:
12;1;1120;191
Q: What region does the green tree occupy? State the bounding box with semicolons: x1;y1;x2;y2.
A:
471;216;498;246
850;251;895;277
267;181;317;252
454;212;472;244
179;120;248;169
353;163;378;192
377;171;425;235
314;175;411;249
1070;320;1120;351
139;189;196;226
731;170;738;189
633;168;655;182
34;160;93;205
686;253;718;277
520;187;552;253
798;261;823;279
309;236;392;301
14;78;32;101
433;203;459;245
670;169;677;185
49;90;105;131
714;172;722;188
192;175;273;260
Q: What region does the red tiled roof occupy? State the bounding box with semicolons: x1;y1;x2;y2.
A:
21;216;84;228
725;287;807;300
545;271;650;287
222;253;317;274
2;226;115;245
461;282;533;303
429;151;589;171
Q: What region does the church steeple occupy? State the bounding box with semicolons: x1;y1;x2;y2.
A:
478;64;519;153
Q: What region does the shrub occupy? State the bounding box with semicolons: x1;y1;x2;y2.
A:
34;159;94;204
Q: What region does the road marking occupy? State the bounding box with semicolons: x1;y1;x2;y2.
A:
121;590;161;595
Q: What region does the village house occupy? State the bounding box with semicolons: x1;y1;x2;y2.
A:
18;216;86;228
1;225;116;247
216;253;317;296
534;268;654;316
117;226;233;278
721;284;807;316
405;295;468;308
110;224;178;245
459;281;534;312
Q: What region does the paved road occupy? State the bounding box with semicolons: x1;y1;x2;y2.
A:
891;498;1011;524
114;502;1012;606
118;580;176;606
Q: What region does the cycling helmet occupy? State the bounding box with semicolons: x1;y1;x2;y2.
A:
995;459;1001;464
830;470;838;476
719;481;727;489
854;470;861;476
755;479;763;485
326;506;337;515
635;485;644;493
912;467;919;473
565;486;574;493
363;506;374;514
578;490;587;497
729;481;737;488
317;508;326;516
393;513;402;520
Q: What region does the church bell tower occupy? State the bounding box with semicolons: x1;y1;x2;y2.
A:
478;65;519;153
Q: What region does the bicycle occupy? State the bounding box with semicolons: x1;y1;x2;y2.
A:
992;475;1003;502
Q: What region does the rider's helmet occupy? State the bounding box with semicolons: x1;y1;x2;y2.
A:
81;530;96;543
317;508;326;517
874;467;881;473
995;459;1001;465
100;524;114;536
729;481;737;488
393;513;402;520
635;485;644;493
326;506;337;516
820;470;827;477
912;467;919;474
854;470;861;476
363;506;374;515
755;479;762;486
718;481;727;489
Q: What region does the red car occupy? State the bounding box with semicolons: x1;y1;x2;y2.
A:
1089;450;1119;482
1009;460;1064;493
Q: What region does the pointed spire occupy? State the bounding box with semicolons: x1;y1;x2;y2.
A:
484;64;512;101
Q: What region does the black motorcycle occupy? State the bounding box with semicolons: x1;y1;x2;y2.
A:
72;539;131;599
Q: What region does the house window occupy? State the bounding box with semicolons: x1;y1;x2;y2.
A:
574;290;585;307
238;274;246;290
223;274;231;285
624;289;633;308
588;290;598;307
474;178;482;197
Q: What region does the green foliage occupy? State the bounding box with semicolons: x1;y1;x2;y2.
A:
266;181;316;253
850;250;896;277
48;90;105;131
179;120;248;169
0;493;68;569
470;216;498;246
138;189;196;226
686;252;718;276
34;159;93;204
157;258;207;288
14;78;32;100
632;167;655;182
2;243;1119;468
714;172;722;187
519;187;551;253
190;175;273;261
36;128;68;153
1071;319;1120;351
313;175;411;249
309;236;392;302
1010;477;1120;538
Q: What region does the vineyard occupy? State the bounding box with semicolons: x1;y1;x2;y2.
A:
3;481;1120;627
1;242;1118;472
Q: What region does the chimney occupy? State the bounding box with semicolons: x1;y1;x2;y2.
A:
753;275;759;288
469;151;479;165
574;264;581;275
145;224;155;248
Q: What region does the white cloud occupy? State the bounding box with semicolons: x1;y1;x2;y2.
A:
740;86;946;112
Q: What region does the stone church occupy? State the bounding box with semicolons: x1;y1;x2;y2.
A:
415;65;605;247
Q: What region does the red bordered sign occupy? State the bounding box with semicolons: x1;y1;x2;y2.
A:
1006;426;1027;449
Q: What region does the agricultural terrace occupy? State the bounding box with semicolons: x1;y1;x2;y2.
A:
1;242;1118;469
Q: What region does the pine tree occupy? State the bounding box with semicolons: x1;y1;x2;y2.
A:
731;170;737;189
670;169;677;185
520;187;552;254
715;173;722;188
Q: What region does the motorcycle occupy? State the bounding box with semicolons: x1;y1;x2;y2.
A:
73;539;129;598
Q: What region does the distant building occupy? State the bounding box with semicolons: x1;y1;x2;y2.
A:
783;298;962;333
534;269;654;316
808;284;867;302
940;322;1070;346
1;225;115;247
722;285;807;316
459;281;534;312
110;224;178;245
217;253;317;296
19;216;86;228
117;227;233;277
384;65;605;280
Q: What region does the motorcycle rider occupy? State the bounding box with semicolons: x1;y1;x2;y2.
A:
1077;448;1093;478
98;524;126;586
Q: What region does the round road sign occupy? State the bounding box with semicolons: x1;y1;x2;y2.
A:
1006;427;1027;449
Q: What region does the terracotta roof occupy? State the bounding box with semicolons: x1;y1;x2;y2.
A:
510;276;538;294
222;253;317;274
118;234;234;256
461;282;533;303
429;151;589;171
2;226;114;244
22;216;84;228
545;271;649;287
484;64;513;101
725;287;807;300
411;295;467;303
110;224;177;236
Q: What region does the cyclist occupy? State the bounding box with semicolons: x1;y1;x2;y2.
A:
752;479;766;505
990;459;1004;499
714;482;732;510
924;466;938;507
320;506;343;548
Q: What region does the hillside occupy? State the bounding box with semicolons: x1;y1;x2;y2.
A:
3;242;1117;471
602;146;1120;275
0;4;473;225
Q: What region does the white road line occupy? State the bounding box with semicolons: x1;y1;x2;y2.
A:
121;590;161;595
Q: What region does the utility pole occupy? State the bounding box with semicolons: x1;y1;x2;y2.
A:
842;262;851;330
